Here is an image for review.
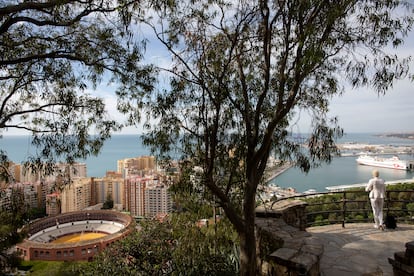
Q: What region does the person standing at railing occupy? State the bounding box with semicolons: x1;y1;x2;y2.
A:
365;170;386;230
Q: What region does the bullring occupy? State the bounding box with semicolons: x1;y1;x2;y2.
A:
16;210;134;261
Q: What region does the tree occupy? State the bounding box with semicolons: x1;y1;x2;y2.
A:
0;0;155;271
134;0;413;274
0;0;155;171
0;212;22;276
0;188;26;274
76;213;239;275
102;193;114;209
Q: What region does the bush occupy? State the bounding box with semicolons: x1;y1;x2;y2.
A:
302;182;414;225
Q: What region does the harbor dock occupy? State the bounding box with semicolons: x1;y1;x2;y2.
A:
326;178;414;192
338;142;413;156
265;161;293;182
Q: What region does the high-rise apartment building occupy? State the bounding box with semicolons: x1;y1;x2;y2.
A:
55;162;87;179
0;188;11;211
60;178;91;213
46;192;61;216
0;183;37;212
124;175;172;218
125;176;150;217
117;156;156;178
144;185;172;218
92;171;124;209
0;162;21;186
18;162;87;184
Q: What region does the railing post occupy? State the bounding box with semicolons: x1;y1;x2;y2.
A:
385;190;390;216
342;191;346;228
267;188;413;228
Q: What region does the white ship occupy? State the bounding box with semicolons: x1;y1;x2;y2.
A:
356;155;414;171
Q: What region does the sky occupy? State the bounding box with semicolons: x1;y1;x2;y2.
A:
324;28;414;134
115;27;414;136
3;6;414;136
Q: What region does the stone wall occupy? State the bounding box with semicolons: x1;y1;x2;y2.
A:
389;240;414;275
256;199;323;275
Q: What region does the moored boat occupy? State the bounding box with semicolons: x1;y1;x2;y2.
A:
356;155;414;171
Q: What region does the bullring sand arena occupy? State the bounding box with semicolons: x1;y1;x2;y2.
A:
50;232;108;244
16;210;134;261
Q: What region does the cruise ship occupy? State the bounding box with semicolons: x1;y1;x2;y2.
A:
356;155;414;171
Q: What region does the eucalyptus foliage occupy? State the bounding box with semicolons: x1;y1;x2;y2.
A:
77;215;239;275
135;0;413;274
0;0;155;170
0;0;155;272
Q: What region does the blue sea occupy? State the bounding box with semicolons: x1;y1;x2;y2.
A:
0;133;413;192
0;135;151;178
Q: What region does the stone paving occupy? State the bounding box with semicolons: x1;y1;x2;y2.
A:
307;223;414;276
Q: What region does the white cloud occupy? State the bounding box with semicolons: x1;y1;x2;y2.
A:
328;78;414;133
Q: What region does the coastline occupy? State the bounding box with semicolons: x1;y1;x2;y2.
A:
265;162;293;182
326;178;414;192
1;133;414;187
337;142;413;156
376;132;414;140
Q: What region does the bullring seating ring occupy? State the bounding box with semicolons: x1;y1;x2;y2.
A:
16;210;134;261
28;220;125;243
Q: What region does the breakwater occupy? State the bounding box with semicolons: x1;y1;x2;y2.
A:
265;162;293;182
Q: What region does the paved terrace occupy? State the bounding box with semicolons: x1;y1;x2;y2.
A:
307;223;414;275
256;200;414;275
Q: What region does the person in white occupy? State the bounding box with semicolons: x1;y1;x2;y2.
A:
365;170;386;230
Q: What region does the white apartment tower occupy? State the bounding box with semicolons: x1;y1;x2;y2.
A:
144;185;172;218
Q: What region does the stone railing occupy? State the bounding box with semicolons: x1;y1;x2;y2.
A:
256;199;308;230
256;199;323;276
389;241;414;275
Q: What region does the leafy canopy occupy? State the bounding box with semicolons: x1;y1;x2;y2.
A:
138;0;413;223
76;215;239;275
0;0;155;169
134;0;413;274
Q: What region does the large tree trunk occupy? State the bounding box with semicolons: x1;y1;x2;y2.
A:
239;223;258;275
239;181;259;276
